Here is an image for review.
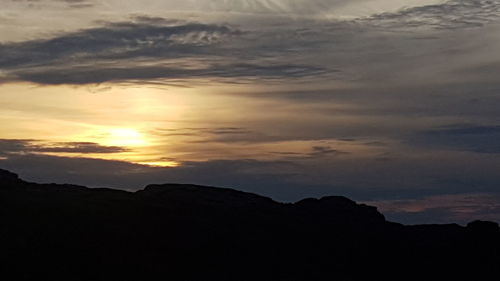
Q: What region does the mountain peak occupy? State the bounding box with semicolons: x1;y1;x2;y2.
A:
467;220;500;233
295;196;386;223
0;169;20;184
138;183;278;208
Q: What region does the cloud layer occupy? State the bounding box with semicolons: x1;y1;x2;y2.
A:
364;0;500;29
0;18;333;85
0;139;129;155
3;0;500;86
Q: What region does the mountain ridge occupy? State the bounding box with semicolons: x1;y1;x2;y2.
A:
1;168;499;281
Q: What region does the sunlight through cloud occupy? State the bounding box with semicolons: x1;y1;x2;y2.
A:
105;128;146;147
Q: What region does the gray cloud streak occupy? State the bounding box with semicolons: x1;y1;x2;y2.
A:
0;139;129;155
362;0;500;29
0;18;332;85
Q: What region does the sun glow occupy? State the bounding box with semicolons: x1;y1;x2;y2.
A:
105;128;146;147
137;161;180;167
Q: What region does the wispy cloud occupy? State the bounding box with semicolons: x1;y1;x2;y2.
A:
0;139;129;155
362;0;500;30
0;17;332;85
10;0;95;8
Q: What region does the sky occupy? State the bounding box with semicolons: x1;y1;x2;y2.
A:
1;0;500;224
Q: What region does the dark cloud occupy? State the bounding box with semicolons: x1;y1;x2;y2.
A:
6;63;329;85
409;125;500;153
270;145;349;159
154;127;286;145
127;15;184;26
206;127;252;135
310;145;344;156
56;0;94;8
363;0;500;29
0;152;403;203
3;139;500;202
0;139;34;154
33;142;129;153
154;126;359;145
155;127;254;138
0;20;237;68
0;139;129;155
370;193;500;225
0;18;331;85
0;153;310;198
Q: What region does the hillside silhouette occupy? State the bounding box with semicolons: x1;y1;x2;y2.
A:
1;168;499;281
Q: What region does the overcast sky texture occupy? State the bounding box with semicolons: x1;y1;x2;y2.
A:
2;0;500;224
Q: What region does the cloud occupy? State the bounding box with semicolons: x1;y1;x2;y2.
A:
409;125;500;153
270;145;349;159
5;63;329;85
0;20;237;68
362;0;500;30
0;153;309;197
157;127;254;136
186;0;350;15
2;151;500;224
0;18;331;85
369;193;500;225
153;127;268;144
10;0;95;8
3;137;500;200
310;145;347;157
62;0;94;8
2;2;497;87
0;139;129;155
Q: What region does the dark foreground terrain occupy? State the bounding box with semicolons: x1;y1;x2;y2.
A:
1;169;499;281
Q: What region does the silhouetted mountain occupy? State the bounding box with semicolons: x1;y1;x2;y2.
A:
0;168;21;184
1;169;499;281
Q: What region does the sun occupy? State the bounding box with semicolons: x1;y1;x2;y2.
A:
105;128;146;147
